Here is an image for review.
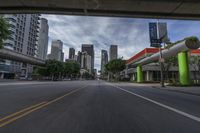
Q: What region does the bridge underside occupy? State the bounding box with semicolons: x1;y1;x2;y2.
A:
1;0;200;19
0;48;45;66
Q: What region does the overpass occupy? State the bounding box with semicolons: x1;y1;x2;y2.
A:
0;0;200;19
124;38;200;85
0;48;45;66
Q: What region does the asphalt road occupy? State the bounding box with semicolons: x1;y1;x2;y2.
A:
0;80;200;133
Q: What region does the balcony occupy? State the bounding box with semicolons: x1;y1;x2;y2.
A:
9;21;16;27
36;24;40;28
9;34;16;40
9;27;16;34
4;40;14;46
36;33;39;37
34;45;38;50
35;40;39;45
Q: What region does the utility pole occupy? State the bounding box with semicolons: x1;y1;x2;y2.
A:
157;20;165;87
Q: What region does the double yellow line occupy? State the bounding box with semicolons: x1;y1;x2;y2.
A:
0;86;86;127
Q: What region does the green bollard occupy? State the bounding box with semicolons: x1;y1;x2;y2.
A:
178;51;190;85
137;65;143;83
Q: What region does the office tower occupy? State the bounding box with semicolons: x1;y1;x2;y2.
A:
0;14;40;79
109;45;118;61
77;51;82;65
69;48;75;60
81;51;92;74
61;52;64;62
37;18;49;60
82;44;94;71
74;55;78;61
101;50;108;75
49;40;64;62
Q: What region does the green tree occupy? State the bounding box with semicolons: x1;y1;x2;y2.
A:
163;56;178;81
71;61;80;78
34;60;80;80
36;67;48;77
189;55;200;84
82;72;90;79
0;16;10;48
105;58;126;81
46;60;63;80
63;61;80;79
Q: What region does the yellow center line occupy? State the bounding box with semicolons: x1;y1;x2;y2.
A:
0;102;47;122
0;85;87;128
0;102;48;127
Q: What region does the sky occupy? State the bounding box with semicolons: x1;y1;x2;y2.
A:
42;14;200;71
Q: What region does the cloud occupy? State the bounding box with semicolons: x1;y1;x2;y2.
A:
42;14;200;71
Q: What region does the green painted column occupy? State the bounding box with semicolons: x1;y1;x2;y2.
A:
137;65;143;83
178;51;190;85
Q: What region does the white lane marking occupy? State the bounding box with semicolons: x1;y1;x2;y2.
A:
0;81;71;86
107;83;200;123
0;82;48;86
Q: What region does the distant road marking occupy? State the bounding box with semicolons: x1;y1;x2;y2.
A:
107;83;200;123
0;86;87;127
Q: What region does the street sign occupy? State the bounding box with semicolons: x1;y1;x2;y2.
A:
149;22;168;47
158;22;168;43
149;23;160;47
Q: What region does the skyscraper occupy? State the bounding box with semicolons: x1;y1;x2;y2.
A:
109;45;118;61
77;51;82;65
49;40;64;62
0;14;40;78
82;44;94;71
69;48;75;60
101;50;108;75
81;51;92;74
37;18;49;60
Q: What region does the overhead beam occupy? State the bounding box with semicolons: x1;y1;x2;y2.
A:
133;38;200;67
1;0;200;20
0;48;45;66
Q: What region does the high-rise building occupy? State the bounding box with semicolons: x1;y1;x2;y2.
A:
82;44;94;71
37;18;49;60
48;40;64;62
101;50;108;75
74;55;78;61
77;51;82;65
61;52;64;62
0;14;40;79
69;48;75;60
81;51;92;74
109;45;118;61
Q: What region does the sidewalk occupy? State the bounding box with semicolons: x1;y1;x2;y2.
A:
0;79;21;83
114;82;200;96
158;86;200;96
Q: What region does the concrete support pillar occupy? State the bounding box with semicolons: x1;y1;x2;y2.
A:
146;71;150;81
178;51;190;85
137;65;143;83
149;71;153;81
132;73;135;81
0;72;4;79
